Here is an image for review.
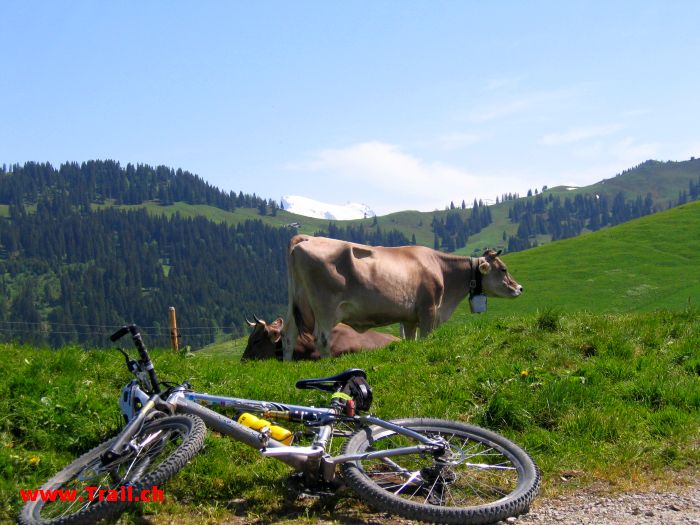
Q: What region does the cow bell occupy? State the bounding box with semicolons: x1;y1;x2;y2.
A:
469;294;488;314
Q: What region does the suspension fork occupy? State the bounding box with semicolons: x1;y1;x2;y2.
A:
101;394;162;464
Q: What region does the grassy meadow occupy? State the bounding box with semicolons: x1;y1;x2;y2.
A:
2;201;700;523
1;310;698;523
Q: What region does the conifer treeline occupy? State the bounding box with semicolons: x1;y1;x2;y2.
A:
506;191;660;252
316;221;411;246
677;173;700;205
0;160;414;348
0;161;290;347
431;200;493;252
0;161;272;210
0;205;292;347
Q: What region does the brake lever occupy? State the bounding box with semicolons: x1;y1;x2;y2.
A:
115;347;139;374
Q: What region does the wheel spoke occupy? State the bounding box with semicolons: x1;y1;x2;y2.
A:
395;471;421;495
351;425;523;508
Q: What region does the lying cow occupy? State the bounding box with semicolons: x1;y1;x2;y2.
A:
283;235;523;360
241;317;399;361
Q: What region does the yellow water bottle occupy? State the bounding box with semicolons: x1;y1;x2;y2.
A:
237;413;293;445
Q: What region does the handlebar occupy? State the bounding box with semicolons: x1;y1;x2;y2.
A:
110;324;161;394
109;325;132;342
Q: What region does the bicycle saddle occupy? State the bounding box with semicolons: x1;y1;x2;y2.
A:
295;368;367;392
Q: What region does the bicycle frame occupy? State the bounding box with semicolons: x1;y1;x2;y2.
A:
109;325;447;485
119;380;445;483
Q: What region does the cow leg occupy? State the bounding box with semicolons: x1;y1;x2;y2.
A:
282;313;299;362
400;323;418;340
312;315;333;358
314;325;332;357
418;307;440;338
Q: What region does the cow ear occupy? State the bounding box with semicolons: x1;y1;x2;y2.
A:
478;261;491;274
268;317;284;343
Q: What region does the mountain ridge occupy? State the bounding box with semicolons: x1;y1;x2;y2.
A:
0;158;698;348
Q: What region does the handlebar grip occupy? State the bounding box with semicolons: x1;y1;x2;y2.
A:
110;326;132;342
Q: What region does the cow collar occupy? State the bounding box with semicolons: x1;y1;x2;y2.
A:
468;257;483;297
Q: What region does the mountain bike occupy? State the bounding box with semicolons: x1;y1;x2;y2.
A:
20;325;540;525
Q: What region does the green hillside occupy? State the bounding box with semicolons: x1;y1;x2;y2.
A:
539;159;700;206
449;200;700;326
582;158;700;204
115;158;700;257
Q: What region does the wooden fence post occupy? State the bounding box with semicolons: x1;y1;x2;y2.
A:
168;307;179;353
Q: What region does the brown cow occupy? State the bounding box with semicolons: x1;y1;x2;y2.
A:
241;317;399;361
283;235;523;360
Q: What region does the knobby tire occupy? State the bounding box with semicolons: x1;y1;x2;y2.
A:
341;418;540;525
19;414;206;525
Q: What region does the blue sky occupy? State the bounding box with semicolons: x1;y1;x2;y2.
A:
2;1;699;214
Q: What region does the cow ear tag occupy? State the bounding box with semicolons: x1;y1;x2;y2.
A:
469;294;487;313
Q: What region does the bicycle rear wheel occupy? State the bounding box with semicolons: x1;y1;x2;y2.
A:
19;414;206;525
341;418;540;525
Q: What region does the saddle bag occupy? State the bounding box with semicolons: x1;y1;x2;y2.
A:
341;376;373;412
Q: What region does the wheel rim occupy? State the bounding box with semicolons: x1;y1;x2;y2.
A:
356;427;522;508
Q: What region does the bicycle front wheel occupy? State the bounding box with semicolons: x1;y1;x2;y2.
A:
341;418;540;525
19;414;206;525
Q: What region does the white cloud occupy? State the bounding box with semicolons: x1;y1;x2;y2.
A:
663;139;700;162
467;99;532;123
288;141;463;196
554;137;662;187
482;76;525;92
610;137;660;163
540;124;623;146
435;132;481;150
286;141;523;214
466;87;583;124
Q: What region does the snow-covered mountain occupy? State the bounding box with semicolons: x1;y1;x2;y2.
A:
281;195;375;221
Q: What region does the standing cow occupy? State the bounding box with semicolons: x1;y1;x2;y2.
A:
283;235;523;360
241;317;399;361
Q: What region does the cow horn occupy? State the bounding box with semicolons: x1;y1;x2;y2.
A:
245;317;257;327
253;314;262;324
